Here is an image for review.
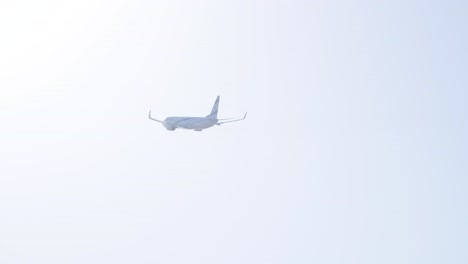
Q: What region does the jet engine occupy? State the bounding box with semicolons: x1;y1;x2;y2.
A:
163;123;176;131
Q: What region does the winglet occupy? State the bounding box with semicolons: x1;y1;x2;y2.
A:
216;112;248;125
148;110;166;124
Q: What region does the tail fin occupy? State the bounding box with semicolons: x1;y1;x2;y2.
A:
206;96;220;119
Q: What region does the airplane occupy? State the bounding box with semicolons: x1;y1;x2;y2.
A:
148;96;247;131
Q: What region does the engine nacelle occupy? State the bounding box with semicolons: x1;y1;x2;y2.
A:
163;123;176;131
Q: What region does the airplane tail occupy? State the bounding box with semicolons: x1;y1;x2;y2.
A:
206;96;220;119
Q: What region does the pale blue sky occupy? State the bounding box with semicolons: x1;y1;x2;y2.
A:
0;1;467;263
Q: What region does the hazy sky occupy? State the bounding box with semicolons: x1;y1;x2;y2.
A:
1;1;467;263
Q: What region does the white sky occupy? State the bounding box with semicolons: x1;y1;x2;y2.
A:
0;1;467;263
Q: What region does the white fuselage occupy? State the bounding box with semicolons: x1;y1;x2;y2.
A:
149;96;245;131
163;117;218;131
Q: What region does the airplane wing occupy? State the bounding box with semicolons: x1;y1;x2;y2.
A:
148;110;166;123
217;112;247;125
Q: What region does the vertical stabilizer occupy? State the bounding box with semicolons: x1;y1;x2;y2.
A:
206;96;220;119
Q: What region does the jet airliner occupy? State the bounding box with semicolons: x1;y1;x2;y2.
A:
149;96;247;131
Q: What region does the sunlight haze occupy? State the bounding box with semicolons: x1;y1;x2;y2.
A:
0;1;467;263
